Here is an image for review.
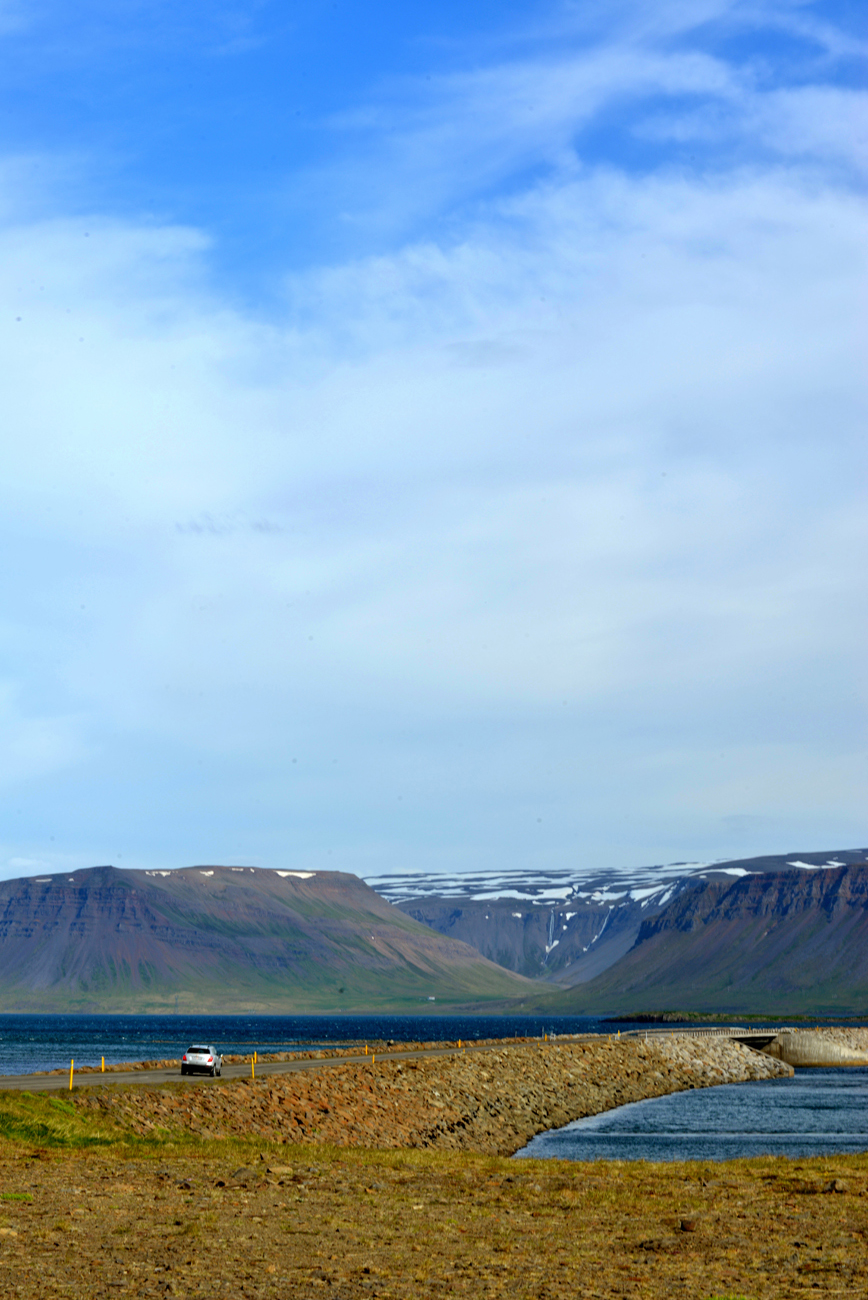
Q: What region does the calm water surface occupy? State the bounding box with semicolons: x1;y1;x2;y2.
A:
516;1067;868;1162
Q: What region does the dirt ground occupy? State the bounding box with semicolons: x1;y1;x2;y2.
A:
1;1036;865;1298
1;1142;866;1299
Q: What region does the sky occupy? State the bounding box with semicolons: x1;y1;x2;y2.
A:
1;0;866;884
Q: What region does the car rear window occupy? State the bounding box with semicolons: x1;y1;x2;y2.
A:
187;1046;210;1054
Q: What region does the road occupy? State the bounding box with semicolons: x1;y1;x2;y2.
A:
0;1040;552;1094
0;1026;773;1094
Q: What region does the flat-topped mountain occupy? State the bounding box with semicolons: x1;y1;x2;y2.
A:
0;865;533;1013
374;848;868;988
523;861;868;1016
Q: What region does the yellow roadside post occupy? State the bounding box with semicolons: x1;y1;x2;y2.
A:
101;1056;105;1073
69;1060;74;1090
251;1056;255;1079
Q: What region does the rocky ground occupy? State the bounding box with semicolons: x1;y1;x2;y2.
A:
74;1036;792;1156
1;1033;865;1299
0;1142;865;1298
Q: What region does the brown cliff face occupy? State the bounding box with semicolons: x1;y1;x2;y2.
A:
636;866;868;937
0;865;533;1012
526;864;868;1016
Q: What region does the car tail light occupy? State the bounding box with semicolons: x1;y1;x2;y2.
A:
207;1056;213;1062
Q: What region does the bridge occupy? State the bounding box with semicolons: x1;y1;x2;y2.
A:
613;1024;868;1066
620;1025;792;1051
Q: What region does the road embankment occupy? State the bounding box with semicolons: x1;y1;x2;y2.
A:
75;1034;791;1156
762;1026;868;1067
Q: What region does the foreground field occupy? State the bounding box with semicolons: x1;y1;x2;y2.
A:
0;1137;866;1299
0;1037;863;1299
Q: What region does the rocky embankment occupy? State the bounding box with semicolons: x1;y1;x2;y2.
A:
76;1035;791;1156
763;1026;868;1067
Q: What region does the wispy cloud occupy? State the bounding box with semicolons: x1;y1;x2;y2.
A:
290;0;865;248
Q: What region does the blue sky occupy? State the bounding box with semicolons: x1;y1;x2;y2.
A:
1;0;866;882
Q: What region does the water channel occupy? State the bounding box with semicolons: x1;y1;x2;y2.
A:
516;1067;868;1162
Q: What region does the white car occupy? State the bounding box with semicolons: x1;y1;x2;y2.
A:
181;1044;222;1077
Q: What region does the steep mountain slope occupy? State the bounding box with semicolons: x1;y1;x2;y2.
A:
0;865;533;1013
520;863;868;1016
395;892;653;984
373;862;701;983
373;849;868;986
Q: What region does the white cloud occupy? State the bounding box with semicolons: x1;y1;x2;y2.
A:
0;0;865;877
638;85;868;175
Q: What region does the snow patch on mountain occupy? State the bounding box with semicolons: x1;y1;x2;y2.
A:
366;861;709;907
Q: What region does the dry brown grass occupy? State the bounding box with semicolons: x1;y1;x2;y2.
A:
0;1135;865;1299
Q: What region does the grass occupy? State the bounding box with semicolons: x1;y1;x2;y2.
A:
0;1080;865;1299
0;1089;126;1151
0;1101;865;1300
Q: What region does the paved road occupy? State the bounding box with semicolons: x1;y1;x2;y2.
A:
0;1027;776;1094
0;1040;561;1094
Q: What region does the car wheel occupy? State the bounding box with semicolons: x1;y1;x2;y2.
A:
181;1066;187;1076
210;1065;216;1077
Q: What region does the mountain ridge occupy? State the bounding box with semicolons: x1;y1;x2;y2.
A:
374;848;868;986
0;864;533;1013
518;862;868;1016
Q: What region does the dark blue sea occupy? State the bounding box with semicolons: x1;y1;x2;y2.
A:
2;1015;866;1163
515;1067;868;1163
0;1012;611;1076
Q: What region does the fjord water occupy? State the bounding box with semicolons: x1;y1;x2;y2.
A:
0;1012;611;1076
5;1015;867;1163
516;1067;868;1162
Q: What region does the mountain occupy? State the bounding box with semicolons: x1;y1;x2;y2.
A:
370;849;868;989
7;851;864;1016
518;862;868;1016
368;861;705;984
0;865;534;1013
